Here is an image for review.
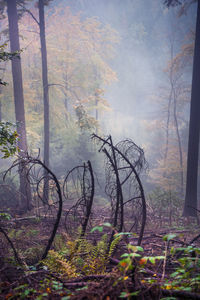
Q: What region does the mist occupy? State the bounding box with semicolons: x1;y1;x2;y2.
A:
1;1;200;297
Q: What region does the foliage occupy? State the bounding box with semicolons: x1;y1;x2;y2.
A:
0;43;20;85
0;121;19;158
3;279;72;299
163;245;200;291
117;233;200;296
14;4;118;167
0;44;19;159
43;250;78;278
75;103;98;131
1;222;200;298
43;233;121;278
0;212;11;220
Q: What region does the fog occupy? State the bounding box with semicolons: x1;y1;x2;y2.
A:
58;0;196;147
0;0;197;197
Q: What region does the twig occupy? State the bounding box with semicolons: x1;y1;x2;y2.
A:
66;275;111;282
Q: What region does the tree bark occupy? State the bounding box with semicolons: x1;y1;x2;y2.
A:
173;89;184;197
7;0;32;211
183;0;200;217
39;0;50;202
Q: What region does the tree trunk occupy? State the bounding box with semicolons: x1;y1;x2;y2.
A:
39;0;50;202
173;89;184;197
0;66;6;121
0;86;2;121
183;0;200;217
7;0;32;211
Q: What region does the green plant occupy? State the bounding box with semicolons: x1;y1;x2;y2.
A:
0;212;11;220
43;250;78;278
42;225;121;279
163;245;200;292
0;121;19;158
25;229;39;238
36;278;73;299
117;231;200;296
6;284;37;299
8;228;24;240
68;233;121;275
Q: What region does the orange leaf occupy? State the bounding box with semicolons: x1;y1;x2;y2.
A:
139;258;147;265
120;261;127;267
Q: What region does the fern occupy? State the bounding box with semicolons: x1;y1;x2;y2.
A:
42;232;121;278
108;235;121;257
43;250;78;278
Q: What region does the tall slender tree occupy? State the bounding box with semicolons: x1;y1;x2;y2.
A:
39;0;50;202
6;0;32;211
17;0;51;201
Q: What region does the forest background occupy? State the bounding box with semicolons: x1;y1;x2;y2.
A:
0;0;198;221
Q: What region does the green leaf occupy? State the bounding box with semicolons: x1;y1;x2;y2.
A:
114;232;132;237
121;253;129;258
24;289;31;296
102;222;112;227
119;292;129;298
170;271;179;278
136;246;144;252
163;233;176;241
0;213;11;220
130;253;141;258
90;226;103;233
155;256;165;260
130;291;139;296
178;287;192;292
149;257;156;264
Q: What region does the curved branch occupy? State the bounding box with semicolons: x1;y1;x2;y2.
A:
92;134;146;245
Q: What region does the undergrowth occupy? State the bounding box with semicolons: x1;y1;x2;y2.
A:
43;233;121;278
1;223;200;299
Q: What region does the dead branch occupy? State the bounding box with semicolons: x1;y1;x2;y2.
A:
64;161;95;237
3;154;63;261
92;134;147;245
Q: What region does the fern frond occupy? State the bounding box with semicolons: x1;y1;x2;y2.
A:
43;250;78;278
108;235;121;257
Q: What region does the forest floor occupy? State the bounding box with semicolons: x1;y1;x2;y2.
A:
0;215;200;300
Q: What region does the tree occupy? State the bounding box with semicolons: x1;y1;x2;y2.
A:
163;29;186;197
38;0;50;202
6;0;32;211
183;0;200;217
17;0;51;201
1;3;118;180
164;0;200;217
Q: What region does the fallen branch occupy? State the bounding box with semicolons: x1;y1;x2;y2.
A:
65;274;111;282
